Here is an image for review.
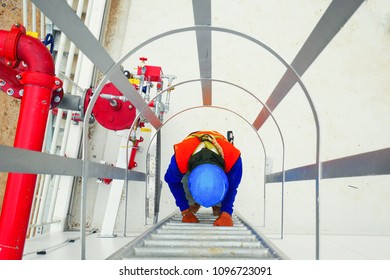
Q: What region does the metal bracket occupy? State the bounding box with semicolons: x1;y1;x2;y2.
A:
128;136;144;170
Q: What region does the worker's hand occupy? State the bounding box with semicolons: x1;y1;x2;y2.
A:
181;209;199;223
213;212;233;226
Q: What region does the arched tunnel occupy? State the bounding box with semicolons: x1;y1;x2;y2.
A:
0;0;389;267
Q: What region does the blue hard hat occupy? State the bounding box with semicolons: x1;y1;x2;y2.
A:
188;163;229;207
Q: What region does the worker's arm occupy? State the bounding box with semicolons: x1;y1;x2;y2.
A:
164;155;189;211
220;156;243;215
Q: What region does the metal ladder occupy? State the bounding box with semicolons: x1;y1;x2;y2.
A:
107;211;288;260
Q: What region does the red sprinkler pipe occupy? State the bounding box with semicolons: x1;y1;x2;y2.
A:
0;25;61;260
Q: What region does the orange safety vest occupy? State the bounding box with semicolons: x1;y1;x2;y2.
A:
174;130;241;174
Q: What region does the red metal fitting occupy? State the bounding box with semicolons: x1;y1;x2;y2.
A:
0;25;64;108
109;99;122;111
71;112;82;123
137;65;163;82
18;71;62;90
86;82;136;131
50;88;64;109
100;178;113;185
3;24;26;68
128;136;144;170
18;71;64;108
0;58;26;98
98;163;114;185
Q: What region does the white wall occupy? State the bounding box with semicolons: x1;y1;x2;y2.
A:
96;0;390;236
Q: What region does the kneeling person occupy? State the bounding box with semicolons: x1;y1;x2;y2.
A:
164;130;243;226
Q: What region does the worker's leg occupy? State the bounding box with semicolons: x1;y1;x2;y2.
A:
182;173;194;204
212;204;221;216
182;173;200;213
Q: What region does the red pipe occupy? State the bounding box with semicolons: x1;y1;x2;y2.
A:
0;26;57;259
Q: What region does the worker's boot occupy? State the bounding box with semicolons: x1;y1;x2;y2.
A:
212;206;221;216
213;212;233;227
189;203;201;214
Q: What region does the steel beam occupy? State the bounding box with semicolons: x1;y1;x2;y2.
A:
0;145;145;181
253;0;365;130
192;0;212;105
266;148;390;183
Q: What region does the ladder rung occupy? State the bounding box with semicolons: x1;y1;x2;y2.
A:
150;233;257;241
107;212;285;260
170;218;242;224
134;246;272;258
162;224;246;230
144;239;262;248
156;228;253;235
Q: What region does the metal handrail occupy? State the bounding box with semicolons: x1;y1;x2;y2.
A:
81;25;320;259
144;105;267;222
127;78;286;236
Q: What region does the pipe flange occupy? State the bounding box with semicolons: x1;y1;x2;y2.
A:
4;24;26;68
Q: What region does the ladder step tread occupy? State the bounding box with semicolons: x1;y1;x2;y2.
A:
133;246;272;258
107;212;285;260
170;219;242;224
150;233;257;241
156;229;252;235
144;239;263;248
161;222;247;230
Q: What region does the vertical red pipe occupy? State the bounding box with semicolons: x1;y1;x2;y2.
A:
0;28;56;259
0;86;52;260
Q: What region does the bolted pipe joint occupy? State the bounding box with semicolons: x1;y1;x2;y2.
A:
0;24;64;107
0;24;60;260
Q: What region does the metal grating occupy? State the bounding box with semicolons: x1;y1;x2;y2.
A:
107;211;288;260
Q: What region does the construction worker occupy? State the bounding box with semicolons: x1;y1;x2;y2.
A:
164;130;242;226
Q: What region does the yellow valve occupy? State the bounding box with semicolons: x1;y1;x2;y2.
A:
129;78;140;85
141;127;151;132
26;31;39;38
